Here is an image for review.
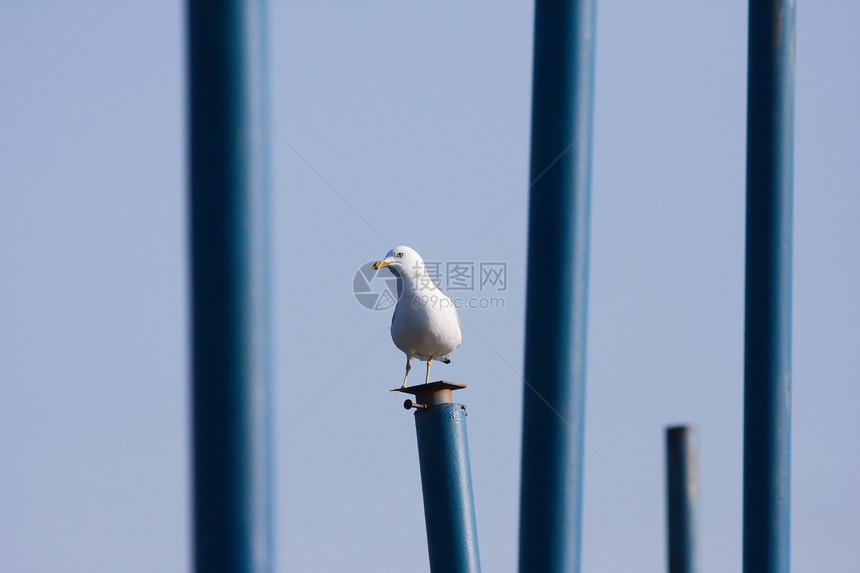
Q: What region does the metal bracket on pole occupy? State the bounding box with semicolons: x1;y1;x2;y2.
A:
397;380;467;409
394;381;481;573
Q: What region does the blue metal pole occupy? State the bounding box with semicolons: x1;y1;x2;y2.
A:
742;2;794;573
666;426;699;573
188;1;273;572
518;1;595;572
401;382;481;573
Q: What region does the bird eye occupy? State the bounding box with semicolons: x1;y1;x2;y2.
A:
396;252;404;258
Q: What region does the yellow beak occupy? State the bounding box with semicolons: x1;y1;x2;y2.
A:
372;260;391;270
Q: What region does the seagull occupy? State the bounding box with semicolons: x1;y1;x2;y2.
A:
371;246;462;388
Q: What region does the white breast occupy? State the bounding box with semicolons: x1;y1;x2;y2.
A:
391;290;462;361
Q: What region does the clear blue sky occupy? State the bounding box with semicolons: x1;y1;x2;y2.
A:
1;2;858;572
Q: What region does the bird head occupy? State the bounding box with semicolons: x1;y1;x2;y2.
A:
371;246;424;278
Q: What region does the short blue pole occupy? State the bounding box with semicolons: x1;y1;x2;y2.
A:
188;1;273;572
666;427;699;573
518;1;595;572
742;1;795;573
400;382;481;573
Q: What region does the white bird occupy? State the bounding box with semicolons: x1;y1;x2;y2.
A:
371;246;462;388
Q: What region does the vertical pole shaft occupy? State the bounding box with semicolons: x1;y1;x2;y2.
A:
188;1;273;572
666;427;699;573
415;402;481;573
742;2;794;573
519;1;595;572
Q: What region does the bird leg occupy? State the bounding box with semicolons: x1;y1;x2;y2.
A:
401;357;411;388
425;357;433;384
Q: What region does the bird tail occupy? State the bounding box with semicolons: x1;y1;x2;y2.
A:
440;357;451;364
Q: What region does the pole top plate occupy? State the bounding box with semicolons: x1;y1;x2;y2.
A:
393;381;466;407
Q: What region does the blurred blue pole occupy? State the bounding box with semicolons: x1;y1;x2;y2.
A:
402;382;481;573
742;1;795;573
666;427;699;573
188;1;273;572
518;1;595;572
